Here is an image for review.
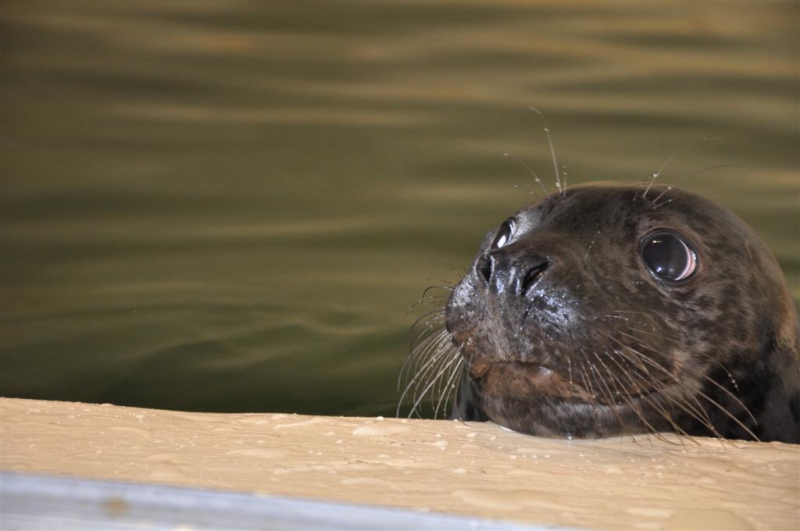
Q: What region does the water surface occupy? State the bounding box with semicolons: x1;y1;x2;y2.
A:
1;1;797;416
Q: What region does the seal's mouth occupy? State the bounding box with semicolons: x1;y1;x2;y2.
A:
470;358;555;382
470;356;661;405
470;357;581;400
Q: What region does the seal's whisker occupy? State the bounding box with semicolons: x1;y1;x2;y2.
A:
513;183;538;196
650;185;674;206
604;314;631;321
668;391;725;440
710;361;740;393
613;341;720;435
625;327;680;344
583;231;601;268
587;356;637;442
408;307;446;332
407;324;447;369
408;353;462;420
412;292;449;306
644;370;717;434
408;328;452;385
652;164;741;207
399;325;449;393
404;282;453;324
612;345;652;377
578;355;598;409
413;318;448;354
617;340;755;440
429;342;459;410
609;338;674;385
434;353;465;419
410;310;445;337
435;258;468;280
640;136;723;200
399;338;452;418
409;296;448;311
406;299;447;320
566;354;574;391
651;199;675;210
503;152;548;196
607;310;661;316
412;333;457;401
421;283;454;297
614;331;672;360
605;348;697;445
424;277;458;289
617;331;753;432
406;293;448;315
408;308;445;333
399;357;432;418
696;371;758;426
529;107;563;196
408;309;446;346
440;358;466;418
693;388;761;442
406;330;447;379
641;172;661;201
399;337;441;405
593;351;664;440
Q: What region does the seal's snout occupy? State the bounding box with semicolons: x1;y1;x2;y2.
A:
475;249;551;297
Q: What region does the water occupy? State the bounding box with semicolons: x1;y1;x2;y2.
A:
1;1;798;416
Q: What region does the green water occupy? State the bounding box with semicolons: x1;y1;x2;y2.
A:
1;1;797;417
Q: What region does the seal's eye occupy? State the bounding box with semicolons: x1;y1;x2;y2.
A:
641;232;697;282
492;220;514;249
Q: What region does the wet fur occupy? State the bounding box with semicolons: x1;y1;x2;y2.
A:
401;183;800;443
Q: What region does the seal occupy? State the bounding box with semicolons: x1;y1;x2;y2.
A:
404;182;800;443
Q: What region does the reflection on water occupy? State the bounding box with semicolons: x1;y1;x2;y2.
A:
1;1;797;415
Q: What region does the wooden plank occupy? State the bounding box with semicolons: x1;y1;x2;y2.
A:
1;398;798;530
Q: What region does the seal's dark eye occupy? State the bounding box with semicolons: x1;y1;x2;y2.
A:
492;220;514;249
642;232;697;281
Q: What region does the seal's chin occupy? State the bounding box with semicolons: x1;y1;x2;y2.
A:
470;358;582;402
467;355;668;438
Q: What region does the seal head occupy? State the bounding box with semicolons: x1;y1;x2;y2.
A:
446;183;800;443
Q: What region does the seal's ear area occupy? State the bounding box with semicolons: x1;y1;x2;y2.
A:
640;231;698;283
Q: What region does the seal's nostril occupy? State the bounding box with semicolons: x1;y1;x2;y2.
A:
476;254;493;284
521;260;550;294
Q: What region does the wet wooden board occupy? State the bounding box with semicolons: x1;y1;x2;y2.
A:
1;398;798;530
